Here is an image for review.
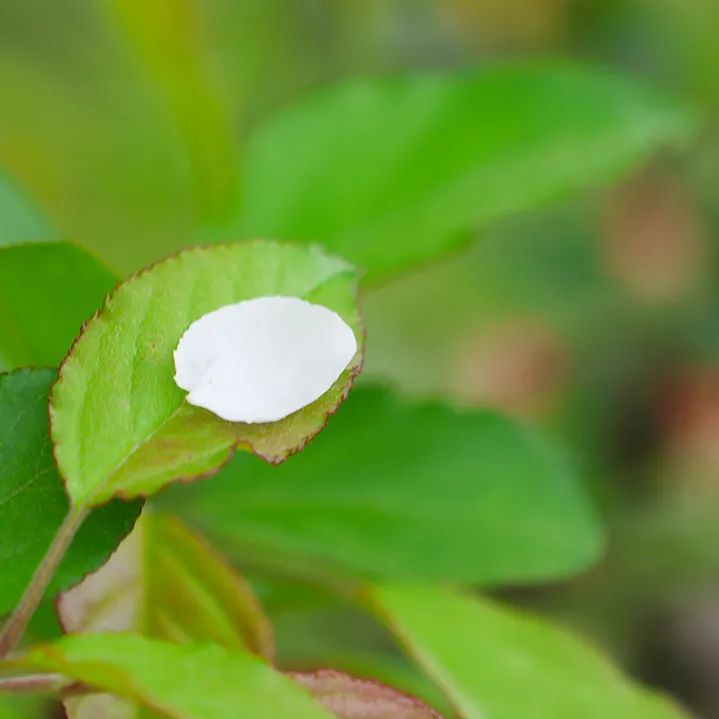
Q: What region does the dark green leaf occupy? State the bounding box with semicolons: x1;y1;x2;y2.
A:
238;64;694;281
0;369;141;616
0;242;116;371
161;386;602;585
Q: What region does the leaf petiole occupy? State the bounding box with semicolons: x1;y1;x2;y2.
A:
0;506;87;657
0;673;68;694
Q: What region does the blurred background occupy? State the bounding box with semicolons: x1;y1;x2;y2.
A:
1;1;718;717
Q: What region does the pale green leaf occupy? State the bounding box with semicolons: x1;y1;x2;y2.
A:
161;387;601;586
50;240;362;508
58;511;273;657
0;370;141;616
238;64;694;281
16;634;334;719
371;584;691;719
0;242;116;371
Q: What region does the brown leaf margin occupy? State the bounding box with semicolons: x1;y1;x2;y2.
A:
48;239;365;507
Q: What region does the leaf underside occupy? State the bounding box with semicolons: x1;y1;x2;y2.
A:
58;511;273;657
292;670;443;719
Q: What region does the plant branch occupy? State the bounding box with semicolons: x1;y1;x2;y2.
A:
0;673;68;693
0;506;87;657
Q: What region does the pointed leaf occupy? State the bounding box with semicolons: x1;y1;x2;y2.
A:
371;584;691;719
58;512;273;657
292;670;443;719
160;387;601;585
239;64;694;281
0;242;116;371
0;370;140;615
16;634;334;719
50;240;363;508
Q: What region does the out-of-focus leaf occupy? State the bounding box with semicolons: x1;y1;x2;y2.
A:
59;512;273;719
0;242;116;371
259;579;452;716
161;386;602;586
238;64;694;281
0;694;51;719
0;699;19;719
101;0;239;226
0;174;56;246
50;240;362;508
292;670;443;719
0;369;141;616
58;511;273;657
371;584;692;719
63;694;135;719
15;634;334;719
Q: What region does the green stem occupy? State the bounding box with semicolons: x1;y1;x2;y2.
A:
0;506;86;657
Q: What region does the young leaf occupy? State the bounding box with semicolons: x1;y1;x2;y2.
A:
0;370;141;616
16;634;335;719
371;584;691;719
238;64;694;281
0;173;56;247
159;386;602;586
58;511;273;658
50;240;363;508
292;670;443;719
0;243;116;371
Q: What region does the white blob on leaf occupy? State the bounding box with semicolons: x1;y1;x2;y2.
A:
174;296;358;423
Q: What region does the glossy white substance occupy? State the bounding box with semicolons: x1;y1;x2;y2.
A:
174;296;357;423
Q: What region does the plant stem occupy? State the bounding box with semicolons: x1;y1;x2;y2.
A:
0;506;87;657
0;673;67;693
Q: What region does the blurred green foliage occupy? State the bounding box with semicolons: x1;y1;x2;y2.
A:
1;0;718;716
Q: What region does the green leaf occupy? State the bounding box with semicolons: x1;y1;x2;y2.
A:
160;386;601;585
238;64;694;281
371;584;691;719
0;369;141;616
0;242;116;372
292;670;443;718
17;634;334;719
58;511;273;658
102;0;240;226
0;699;19;719
0;695;51;719
0;174;56;247
50;240;363;509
